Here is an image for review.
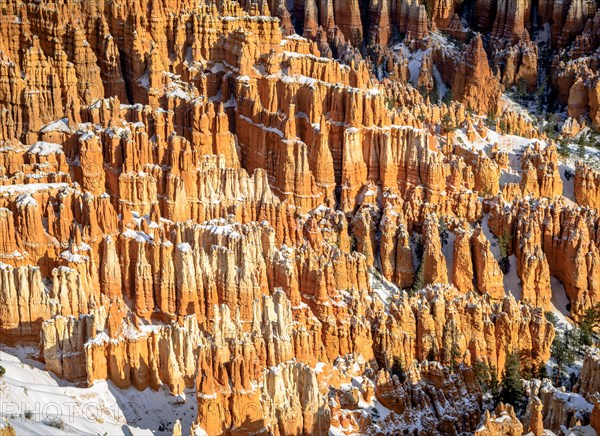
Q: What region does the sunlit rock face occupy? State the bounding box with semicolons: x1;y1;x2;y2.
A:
2;0;600;434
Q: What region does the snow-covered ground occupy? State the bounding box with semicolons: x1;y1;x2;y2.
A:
390;42;447;100
503;255;521;300
550;276;571;327
559;163;576;201
329;376;392;436
441;231;456;276
454;122;542;155
452;123;548;192
480;215;521;299
0;347;196;435
561;135;600;170
370;269;399;304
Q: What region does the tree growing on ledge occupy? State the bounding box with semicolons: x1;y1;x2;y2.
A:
498;352;526;414
551;330;575;386
390;356;406;383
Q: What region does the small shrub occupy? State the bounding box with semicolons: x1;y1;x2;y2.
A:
441;113;454;134
24;410;33;419
411;263;425;294
485;112;496;129
349;234;357;252
438;217;449;247
158;421;171;432
497;231;511;274
545;311;559;326
564;168;575;181
43;417;64;430
390;356;406;383
385;96;396;111
0;365;5;378
498;119;507;133
442;90;454;105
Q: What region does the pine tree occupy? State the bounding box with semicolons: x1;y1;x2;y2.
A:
442;90;454;105
490;367;499;398
497;231;511;274
534;362;548;380
551;330;575;385
447;323;462;372
411;263;425;294
572;326;586;354
485;112;496;129
580;304;600;346
498;352;524;412
390;356;406;383
438;217;449;247
441;113;454;134
473;361;497;395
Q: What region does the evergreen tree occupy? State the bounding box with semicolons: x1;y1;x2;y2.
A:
498;352;525;413
390;356;406;383
410;234;425;294
578;143;586;160
490;368;500;398
580;304;600;346
448;324;461;372
485;112;496;130
442;90;454;105
545;311;559;326
429;84;439;103
497;231;511;274
534;362;548;380
557;139;571;158
441;113;454;133
438;217;449;247
572;326;587;354
551;330;575;385
474;361;499;399
411;263;425;294
580;322;594;348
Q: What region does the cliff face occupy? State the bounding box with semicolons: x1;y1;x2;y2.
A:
1;0;598;434
371;285;554;375
525;378;594;433
489;197;600;320
374;361;483;434
475;403;524;436
577;351;600;398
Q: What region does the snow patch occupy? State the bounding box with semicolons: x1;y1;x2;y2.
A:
28;142;63;156
0;348;197;435
550;276;571;327
41;119;70;134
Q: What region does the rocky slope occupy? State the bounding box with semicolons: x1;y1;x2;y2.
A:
0;0;599;435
